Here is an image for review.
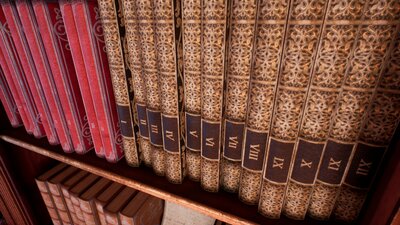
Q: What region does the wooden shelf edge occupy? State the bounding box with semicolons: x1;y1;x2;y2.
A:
0;134;256;225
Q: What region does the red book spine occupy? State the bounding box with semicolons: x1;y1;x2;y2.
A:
32;0;94;154
7;0;73;151
0;68;22;127
59;0;104;157
0;1;59;143
73;0;124;162
0;37;28;131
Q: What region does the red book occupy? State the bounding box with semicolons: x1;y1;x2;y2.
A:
0;1;60;143
10;1;74;152
72;0;124;162
59;0;104;157
0;7;45;138
0;68;22;128
31;0;94;154
0;38;28;131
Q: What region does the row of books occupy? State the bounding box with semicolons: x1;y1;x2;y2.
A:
36;163;226;225
0;0;399;222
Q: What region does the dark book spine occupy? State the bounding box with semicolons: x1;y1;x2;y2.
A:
220;0;257;193
97;0;139;166
200;0;228;193
332;22;400;222
239;0;290;207
32;0;94;154
122;0;152;167
153;0;184;183
182;0;202;181
136;0;165;176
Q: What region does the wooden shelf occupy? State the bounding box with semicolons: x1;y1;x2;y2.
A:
0;128;341;225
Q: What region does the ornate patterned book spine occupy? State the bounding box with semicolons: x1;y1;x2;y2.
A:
256;0;328;213
35;181;62;225
135;0;165;176
182;0;201;181
97;0;139;166
0;2;48;138
60;0;104;157
72;0;124;162
32;0;94;154
15;0;75;145
220;0;257;193
200;0;228;193
332;20;400;223
239;0;290;206
61;186;79;225
71;194;86;224
80;199;99;225
0;68;22;127
122;0;152;167
153;0;184;183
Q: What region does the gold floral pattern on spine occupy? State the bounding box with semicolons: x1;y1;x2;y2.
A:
136;0;165;175
221;0;257;193
200;0;227;192
97;0;139;166
153;0;183;183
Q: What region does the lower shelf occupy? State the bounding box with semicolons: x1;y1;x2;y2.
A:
0;128;337;225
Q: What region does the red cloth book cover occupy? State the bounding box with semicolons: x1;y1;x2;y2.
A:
0;67;22;128
0;7;46;138
32;0;94;154
59;0;104;157
0;1;60;143
4;0;73;151
72;0;124;162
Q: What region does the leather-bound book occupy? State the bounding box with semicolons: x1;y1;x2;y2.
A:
0;67;22;128
200;0;228;193
72;0;124;162
32;0;94;154
118;192;149;225
61;170;89;225
69;174;100;225
47;166;80;224
121;0;152;167
79;178;112;225
135;0;165;176
238;0;289;206
332;20;400;222
0;4;48;139
153;0;184;183
104;187;137;225
35;163;68;225
8;0;74;148
182;0;201;182
94;182;124;225
134;196;163;225
59;0;104;157
97;0;139;166
220;0;257;193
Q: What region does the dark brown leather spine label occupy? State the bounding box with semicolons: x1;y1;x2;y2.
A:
317;140;353;185
223;120;245;160
201;120;221;160
185;113;201;152
264;139;295;183
291;140;324;184
242;129;267;171
162;115;180;153
116;105;133;137
147;109;163;147
344;143;385;188
136;104;149;138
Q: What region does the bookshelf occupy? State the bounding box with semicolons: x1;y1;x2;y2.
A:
0;124;399;225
